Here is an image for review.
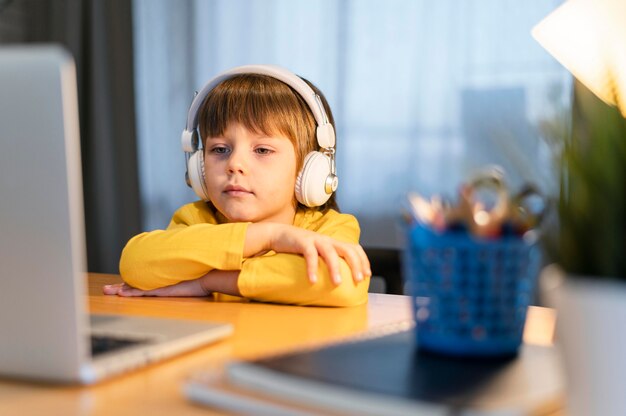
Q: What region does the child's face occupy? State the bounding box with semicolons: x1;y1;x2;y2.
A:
203;122;298;224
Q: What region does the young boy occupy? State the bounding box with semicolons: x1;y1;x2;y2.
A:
104;66;371;306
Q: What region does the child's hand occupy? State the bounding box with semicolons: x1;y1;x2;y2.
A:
103;270;240;297
264;224;371;285
102;279;209;297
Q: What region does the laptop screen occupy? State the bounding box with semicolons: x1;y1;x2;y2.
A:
0;46;89;379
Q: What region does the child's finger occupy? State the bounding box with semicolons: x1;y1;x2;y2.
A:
118;285;146;297
102;283;124;295
317;243;342;285
302;245;319;283
336;244;364;283
355;245;372;276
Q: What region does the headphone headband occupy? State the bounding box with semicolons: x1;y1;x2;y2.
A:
181;65;335;152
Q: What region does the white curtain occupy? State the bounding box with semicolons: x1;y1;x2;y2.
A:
133;0;569;247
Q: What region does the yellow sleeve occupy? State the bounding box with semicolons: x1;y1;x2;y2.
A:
119;202;249;290
237;211;370;307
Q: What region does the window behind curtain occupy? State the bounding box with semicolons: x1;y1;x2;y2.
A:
133;0;570;248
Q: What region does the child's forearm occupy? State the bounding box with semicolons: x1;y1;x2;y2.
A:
199;270;241;296
120;223;247;290
238;254;370;306
243;223;274;257
245;222;370;286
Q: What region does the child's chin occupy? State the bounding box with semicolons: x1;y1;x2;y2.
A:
222;211;257;223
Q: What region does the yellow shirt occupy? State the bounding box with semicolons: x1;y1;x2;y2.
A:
119;201;370;307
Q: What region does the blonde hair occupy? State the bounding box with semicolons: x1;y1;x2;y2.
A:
198;74;338;212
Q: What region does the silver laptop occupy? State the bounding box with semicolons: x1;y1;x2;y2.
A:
0;45;233;384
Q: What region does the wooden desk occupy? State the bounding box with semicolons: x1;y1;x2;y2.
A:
0;273;557;416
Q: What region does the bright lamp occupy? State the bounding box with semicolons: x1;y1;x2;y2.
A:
532;0;626;117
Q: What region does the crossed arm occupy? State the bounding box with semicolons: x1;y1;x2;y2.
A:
104;210;371;306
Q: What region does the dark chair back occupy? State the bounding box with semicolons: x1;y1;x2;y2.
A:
364;247;403;295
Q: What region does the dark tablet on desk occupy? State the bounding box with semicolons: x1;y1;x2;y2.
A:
223;327;564;415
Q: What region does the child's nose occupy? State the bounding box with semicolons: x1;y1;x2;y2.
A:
226;149;247;174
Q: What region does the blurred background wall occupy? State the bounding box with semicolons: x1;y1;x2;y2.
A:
0;0;570;272
133;0;570;249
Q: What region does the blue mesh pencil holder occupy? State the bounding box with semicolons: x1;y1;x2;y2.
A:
402;224;541;357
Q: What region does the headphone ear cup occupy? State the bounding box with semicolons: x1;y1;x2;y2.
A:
295;151;336;207
187;151;210;201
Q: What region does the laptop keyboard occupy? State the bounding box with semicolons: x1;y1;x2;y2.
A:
90;335;147;356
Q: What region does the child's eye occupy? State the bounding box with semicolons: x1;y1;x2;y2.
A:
255;147;274;155
210;146;230;154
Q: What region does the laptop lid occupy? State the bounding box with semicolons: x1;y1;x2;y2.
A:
0;45;89;380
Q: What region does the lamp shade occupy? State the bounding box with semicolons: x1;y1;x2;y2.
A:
532;0;626;117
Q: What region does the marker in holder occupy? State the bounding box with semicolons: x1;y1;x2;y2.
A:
403;223;541;357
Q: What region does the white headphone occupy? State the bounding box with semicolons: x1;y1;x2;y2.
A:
180;65;339;208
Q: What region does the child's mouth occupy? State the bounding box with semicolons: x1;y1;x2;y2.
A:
224;185;252;197
225;190;252;197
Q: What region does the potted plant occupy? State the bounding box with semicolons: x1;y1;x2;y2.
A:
533;1;626;414
540;80;625;416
